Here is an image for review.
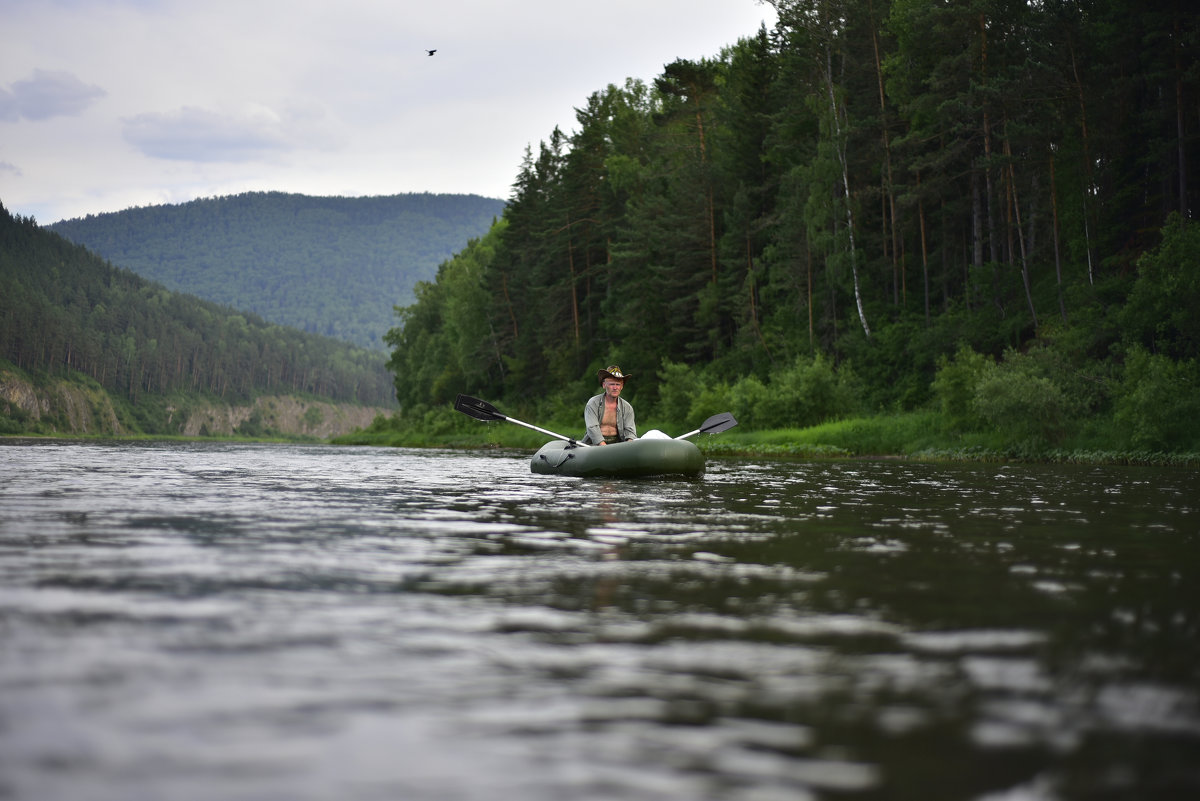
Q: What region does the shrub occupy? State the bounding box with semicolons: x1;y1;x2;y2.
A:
1113;346;1200;452
1018;327;1115;416
236;410;267;438
1120;213;1200;359
752;354;861;429
0;401;30;434
727;374;768;430
930;345;994;432
655;358;704;427
689;382;734;426
302;405;324;429
972;350;1076;448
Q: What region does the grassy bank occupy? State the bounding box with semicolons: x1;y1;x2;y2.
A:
332;408;1200;467
8;408;1195;466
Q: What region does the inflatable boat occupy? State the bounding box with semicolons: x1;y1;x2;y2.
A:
453;395;735;480
530;436;705;478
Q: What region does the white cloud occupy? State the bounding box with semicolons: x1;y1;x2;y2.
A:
121;103;344;163
122;107;285;162
0;69;106;122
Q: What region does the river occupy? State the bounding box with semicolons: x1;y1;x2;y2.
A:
1;440;1197;800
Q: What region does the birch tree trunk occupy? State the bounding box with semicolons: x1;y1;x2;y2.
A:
822;37;870;338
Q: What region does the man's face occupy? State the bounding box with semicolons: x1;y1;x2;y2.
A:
603;379;624;398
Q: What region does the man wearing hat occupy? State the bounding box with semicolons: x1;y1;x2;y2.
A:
583;365;638;445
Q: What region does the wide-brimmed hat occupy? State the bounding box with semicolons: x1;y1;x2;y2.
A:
597;365;631;384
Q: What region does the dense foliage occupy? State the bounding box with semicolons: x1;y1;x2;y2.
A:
1;202;395;408
387;0;1200;455
48;191;505;350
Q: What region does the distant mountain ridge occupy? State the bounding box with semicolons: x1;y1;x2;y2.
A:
48;191;506;350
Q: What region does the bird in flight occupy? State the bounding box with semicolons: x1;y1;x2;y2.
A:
427;49;437;56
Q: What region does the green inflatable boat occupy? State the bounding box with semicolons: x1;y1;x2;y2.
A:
453;395;736;479
530;437;705;478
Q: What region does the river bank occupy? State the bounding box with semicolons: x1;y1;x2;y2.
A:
330;409;1200;467
5;368;1195;467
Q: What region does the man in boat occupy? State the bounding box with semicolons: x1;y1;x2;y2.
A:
583;365;637;445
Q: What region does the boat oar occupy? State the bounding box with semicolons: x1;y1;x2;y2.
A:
454;394;591;446
675;411;738;440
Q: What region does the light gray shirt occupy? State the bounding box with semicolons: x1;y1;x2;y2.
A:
583;393;637;444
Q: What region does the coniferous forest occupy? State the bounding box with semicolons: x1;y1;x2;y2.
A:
1;203;395;417
48;192;505;351
385;0;1200;456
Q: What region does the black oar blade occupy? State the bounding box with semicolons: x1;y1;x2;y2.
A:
454;394;506;422
698;411;738;434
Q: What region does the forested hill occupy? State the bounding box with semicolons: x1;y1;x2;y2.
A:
1;201;395;414
47;192;505;350
387;0;1200;456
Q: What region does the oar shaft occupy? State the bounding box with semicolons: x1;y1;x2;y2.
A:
454;394;589;446
505;416;590;446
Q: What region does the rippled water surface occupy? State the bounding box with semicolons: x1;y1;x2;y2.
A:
1;440;1198;800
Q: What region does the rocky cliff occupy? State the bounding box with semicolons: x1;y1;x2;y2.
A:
0;366;389;439
174;395;388;439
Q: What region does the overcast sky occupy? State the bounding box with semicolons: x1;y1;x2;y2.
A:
1;0;776;224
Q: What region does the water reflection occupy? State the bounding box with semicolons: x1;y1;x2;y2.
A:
0;441;1197;800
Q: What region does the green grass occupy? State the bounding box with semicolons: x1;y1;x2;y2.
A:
709;411;943;457
336;408;1199;466
339;409;974;459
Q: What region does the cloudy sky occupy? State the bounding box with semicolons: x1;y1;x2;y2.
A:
1;0;776;224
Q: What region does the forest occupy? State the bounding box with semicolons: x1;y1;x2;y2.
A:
48;191;505;350
384;0;1200;456
1;202;396;426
